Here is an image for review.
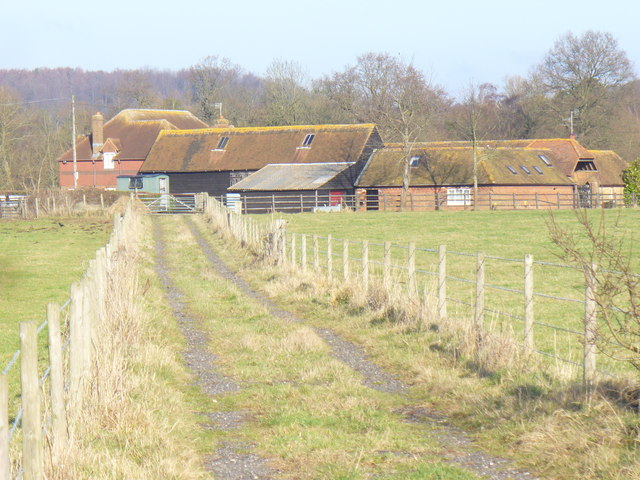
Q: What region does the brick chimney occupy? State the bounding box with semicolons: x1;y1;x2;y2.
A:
91;112;104;153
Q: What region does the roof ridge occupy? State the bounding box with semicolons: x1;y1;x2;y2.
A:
159;123;377;137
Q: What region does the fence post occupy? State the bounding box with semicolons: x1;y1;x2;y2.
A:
343;240;349;281
475;253;485;345
408;242;416;297
438;245;447;321
34;197;39;219
301;234;307;272
361;240;369;292
557;192;561;210
20;321;43;480
313;235;320;271
47;303;67;461
524;254;534;351
69;282;85;408
535;193;539;210
291;233;296;265
383;241;391;289
0;373;8;480
327;235;333;280
584;263;598;395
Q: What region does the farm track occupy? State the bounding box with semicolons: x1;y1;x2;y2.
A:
154;213;540;479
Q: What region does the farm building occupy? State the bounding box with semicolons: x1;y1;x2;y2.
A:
116;173;169;194
57;109;208;189
355;143;599;210
138;124;384;197
228;162;357;213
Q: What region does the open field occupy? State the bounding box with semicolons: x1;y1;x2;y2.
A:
262;208;640;376
0;217;111;362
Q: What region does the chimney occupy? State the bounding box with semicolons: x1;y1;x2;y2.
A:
91;112;104;153
212;115;234;128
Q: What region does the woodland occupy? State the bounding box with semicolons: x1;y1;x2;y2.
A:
1;30;639;193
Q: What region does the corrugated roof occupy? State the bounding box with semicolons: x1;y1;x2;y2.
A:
140;124;381;172
357;146;574;187
229;163;354;191
57;109;208;163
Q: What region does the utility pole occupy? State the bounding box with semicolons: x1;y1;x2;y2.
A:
72;95;78;189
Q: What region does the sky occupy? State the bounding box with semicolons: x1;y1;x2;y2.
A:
1;0;638;96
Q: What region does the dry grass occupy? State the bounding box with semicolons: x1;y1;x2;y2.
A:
44;211;210;479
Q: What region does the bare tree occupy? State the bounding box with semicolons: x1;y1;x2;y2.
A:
533;31;635;139
188;56;242;124
320;53;448;209
264;59;310;126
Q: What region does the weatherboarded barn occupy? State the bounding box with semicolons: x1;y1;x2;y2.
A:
139;124;384;196
228;162;357;213
58;109;208;189
355;144;577;210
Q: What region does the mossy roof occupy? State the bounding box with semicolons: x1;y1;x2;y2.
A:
140;124;381;173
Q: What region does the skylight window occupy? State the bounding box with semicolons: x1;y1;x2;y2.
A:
302;134;315;147
533;166;544;175
410;156;421;167
507;166;518;175
520;165;531;174
539;154;552;166
215;136;229;150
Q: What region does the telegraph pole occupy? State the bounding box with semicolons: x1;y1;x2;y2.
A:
71;95;78;189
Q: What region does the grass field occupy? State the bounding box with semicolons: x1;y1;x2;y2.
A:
264;208;640;376
0;217;111;364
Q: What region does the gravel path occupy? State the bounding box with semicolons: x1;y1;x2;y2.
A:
153;218;277;480
183;217;541;480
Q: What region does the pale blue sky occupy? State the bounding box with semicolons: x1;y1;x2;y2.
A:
2;0;637;95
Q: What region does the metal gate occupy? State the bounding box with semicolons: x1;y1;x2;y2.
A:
138;193;201;214
577;184;592;208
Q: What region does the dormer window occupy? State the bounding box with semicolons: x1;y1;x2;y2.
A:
410;156;421;167
215;136;229;151
301;134;315;148
575;160;597;171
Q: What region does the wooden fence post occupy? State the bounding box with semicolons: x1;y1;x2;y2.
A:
475;253;485;345
438;245;447;321
34;197;39;219
408;242;416;296
0;373;8;480
361;240;369;292
301;234;307;272
327;235;333;280
47;303;68;461
524;254;534;351
584;263;598;394
20;321;43;480
313;235;320;271
291;233;296;265
343;240;349;281
69;282;85;408
383;241;391;289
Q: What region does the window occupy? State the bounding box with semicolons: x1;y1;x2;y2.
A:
575;160;597;171
533;166;544;175
539;154;552;166
128;177;143;190
520;165;531;174
447;187;471;206
410;155;421;167
103;152;115;170
507;166;518;175
301;133;315;147
214;136;229;150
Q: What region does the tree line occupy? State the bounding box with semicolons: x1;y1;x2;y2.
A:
1;30;639;192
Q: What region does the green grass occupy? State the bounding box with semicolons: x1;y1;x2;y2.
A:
158;215;481;479
261;209;640;375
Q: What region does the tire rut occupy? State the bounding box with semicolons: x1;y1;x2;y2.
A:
183;216;540;480
153;217;277;480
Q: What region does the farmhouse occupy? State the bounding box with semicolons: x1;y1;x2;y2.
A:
354;142;613;210
57;109;208;189
138;123;384;197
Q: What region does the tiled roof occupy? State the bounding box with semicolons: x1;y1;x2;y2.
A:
140;124;381;173
57;109;208;163
588;150;628;186
356;145;574;187
229;163;355;191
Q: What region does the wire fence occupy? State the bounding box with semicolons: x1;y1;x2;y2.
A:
203;194;638;390
0;198;137;479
